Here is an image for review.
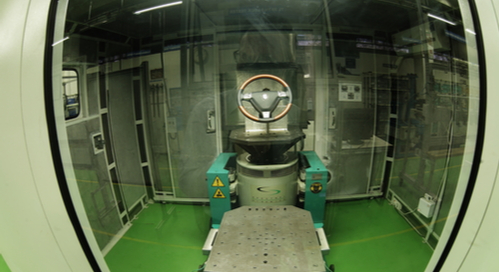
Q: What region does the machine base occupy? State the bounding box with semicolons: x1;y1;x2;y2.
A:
202;205;329;272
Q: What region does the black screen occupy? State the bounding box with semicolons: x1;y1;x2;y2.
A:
342;108;374;144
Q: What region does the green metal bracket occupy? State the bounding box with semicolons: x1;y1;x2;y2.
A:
207;153;236;228
300;151;328;228
208;151;327;228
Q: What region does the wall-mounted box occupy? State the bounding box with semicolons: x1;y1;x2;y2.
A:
418;197;436;218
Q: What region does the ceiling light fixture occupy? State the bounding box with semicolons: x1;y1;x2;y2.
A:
134;1;182;15
52;37;69;47
427;13;456;26
465;28;476;35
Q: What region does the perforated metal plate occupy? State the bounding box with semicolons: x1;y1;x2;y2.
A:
204;206;325;272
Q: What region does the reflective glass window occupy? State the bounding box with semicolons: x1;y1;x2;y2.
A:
50;0;483;271
63;69;80;119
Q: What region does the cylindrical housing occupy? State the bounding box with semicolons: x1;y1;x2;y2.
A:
237;153;298;206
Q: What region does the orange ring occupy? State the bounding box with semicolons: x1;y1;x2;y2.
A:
238;74;292;122
239;74;289;90
272;103;292;121
238;106;260;122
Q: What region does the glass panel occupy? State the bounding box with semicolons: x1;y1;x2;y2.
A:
145;79;175;194
62;69;79;119
86;72;100;116
168;42;219;198
107;69;147;209
52;0;482;271
66;118;123;251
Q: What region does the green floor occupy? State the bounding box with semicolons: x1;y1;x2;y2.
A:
323;199;432;272
105;199;433;272
0;255;11;272
105;203;211;271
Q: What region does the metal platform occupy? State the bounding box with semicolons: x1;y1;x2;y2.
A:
203;206;327;272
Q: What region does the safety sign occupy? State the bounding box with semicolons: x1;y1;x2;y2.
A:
212;176;225;187
213;188;226;199
310;182;323;194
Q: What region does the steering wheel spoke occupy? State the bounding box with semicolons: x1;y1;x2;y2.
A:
261;111;272;119
241;93;253;100
277;91;288;98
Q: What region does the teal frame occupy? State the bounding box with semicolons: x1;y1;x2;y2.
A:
207;151;327;228
206;153;236;228
300;151;328;228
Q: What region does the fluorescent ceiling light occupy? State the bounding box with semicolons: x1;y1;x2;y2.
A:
465;28;476;35
428;13;456;26
134;1;182;14
52;36;69;46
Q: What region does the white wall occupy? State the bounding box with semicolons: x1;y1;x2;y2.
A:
0;0;94;271
435;0;499;271
460;174;499;271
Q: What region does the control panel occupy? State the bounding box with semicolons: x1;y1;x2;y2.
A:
339;82;362;102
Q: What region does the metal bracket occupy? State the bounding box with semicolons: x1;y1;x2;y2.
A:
91;132;105;154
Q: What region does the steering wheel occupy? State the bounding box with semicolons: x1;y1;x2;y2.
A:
237;74;292;122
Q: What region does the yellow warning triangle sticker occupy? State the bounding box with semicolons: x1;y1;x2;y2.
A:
211;176;224;187
213;188;226;199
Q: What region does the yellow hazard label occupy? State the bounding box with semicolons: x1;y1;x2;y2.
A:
310;182;323;193
213;188;226;199
211;176;225;187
